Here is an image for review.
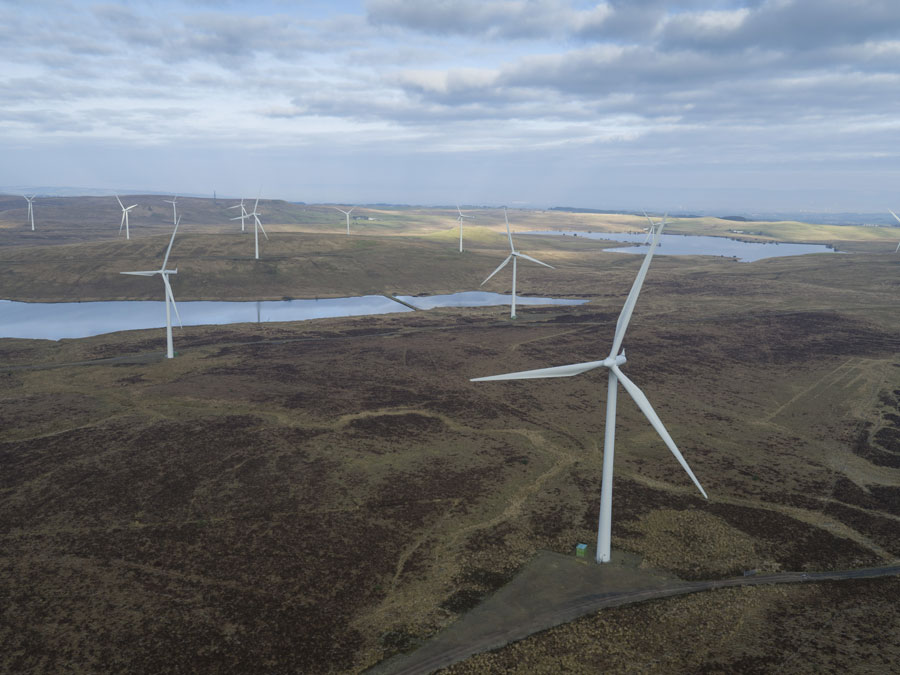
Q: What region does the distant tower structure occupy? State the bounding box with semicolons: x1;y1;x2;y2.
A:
214;190;217;204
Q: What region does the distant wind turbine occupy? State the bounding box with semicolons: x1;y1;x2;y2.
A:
890;210;900;252
242;195;268;260
120;217;183;359
456;205;475;253
164;196;178;226
481;208;554;319
472;219;708;564
228;198;248;232
116;195;138;240
334;206;354;235
23;195;35;231
642;210;657;244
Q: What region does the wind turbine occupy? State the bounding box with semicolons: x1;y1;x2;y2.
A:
334;206;354;235
23;195;35;231
164;196;178;226
456;205;475;253
120;217;183;359
243;195;268;259
116;195;138;240
471;220;708;564
480;208;554;319
642;210;656;244
890;210;900;252
228;198;248;232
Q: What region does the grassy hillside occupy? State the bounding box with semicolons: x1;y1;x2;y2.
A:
2;197;900;673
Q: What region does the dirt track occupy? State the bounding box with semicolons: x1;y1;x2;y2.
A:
369;556;900;675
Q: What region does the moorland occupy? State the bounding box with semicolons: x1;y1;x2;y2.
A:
1;195;899;673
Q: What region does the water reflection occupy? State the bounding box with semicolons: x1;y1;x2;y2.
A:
526;230;836;262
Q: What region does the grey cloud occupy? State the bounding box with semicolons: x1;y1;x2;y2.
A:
366;0;578;39
658;0;900;53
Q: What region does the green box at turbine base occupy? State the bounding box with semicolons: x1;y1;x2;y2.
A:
575;543;587;558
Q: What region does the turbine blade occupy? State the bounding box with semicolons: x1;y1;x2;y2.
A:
116;194;124;209
119;211;126;232
257;219;268;240
895;240;900;253
504;208;515;252
481;255;512;285
472;359;607;381
127;204;137;210
517;252;554;269
890;209;900;225
612;364;707;499
120;270;158;276
162;216;180;271
163;275;183;328
609;221;664;357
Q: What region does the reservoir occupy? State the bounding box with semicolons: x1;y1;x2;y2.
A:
0;292;588;340
526;231;836;262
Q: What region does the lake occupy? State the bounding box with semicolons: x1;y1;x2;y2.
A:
0;292;588;340
395;291;588;310
525;230;836;262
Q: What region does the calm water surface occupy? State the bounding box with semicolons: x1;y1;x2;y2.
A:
526;230;836;262
0;292;587;340
395;291;588;310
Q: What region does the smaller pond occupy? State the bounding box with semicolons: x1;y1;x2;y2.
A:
395;291;588;310
525;230;836;262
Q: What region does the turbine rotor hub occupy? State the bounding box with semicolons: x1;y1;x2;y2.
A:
603;354;627;368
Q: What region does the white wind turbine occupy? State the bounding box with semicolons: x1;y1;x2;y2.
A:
164;196;178;226
334;206;354;235
481;208;554;319
228;198;248;232
642;210;657;244
242;195;268;259
472;220;708;564
456;205;475;253
890;210;900;252
116;195;138;240
120;217;183;359
23;195;35;231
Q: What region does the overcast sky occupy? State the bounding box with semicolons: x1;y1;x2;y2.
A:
3;0;900;212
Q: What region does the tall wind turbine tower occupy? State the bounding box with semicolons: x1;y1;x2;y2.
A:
334;206;354;235
116;195;138;240
228;199;248;232
890;210;900;252
456;205;475;253
481;208;554;319
642;210;657;245
120;217;183;359
472;220;708;563
23;195;35;231
243;196;268;260
164;196;178;226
